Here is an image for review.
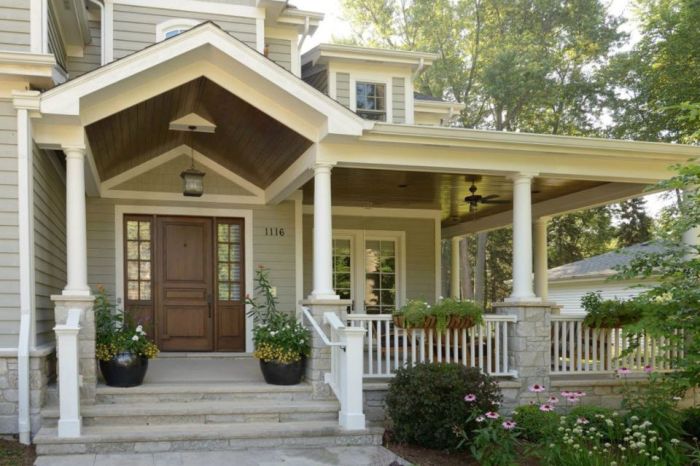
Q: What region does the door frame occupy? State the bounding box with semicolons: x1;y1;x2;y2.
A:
115;205;254;351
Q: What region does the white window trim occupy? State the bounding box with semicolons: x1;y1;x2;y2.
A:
350;74;393;123
333;229;406;313
114;205;255;351
156;19;202;42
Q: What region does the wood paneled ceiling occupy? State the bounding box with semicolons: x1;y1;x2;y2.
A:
85;77;313;187
302;168;605;226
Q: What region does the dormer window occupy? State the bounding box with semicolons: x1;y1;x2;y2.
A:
156;19;201;42
356;82;386;121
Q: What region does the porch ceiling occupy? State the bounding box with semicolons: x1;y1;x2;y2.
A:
85;77;313;187
302;168;607;225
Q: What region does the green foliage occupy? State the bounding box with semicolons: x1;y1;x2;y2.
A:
512;404;559;441
613;198;654;247
681;407;700;439
620;372;684;440
580;292;643;328
94;287;159;361
566;405;622;439
385;363;502;450
247;267;310;363
547;208;616;268
393;297;484;332
467;416;520;466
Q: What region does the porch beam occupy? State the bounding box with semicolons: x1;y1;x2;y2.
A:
310;162;339;300
63;146;90;296
507;173;539;302
265;144;316;205
533;217;549;301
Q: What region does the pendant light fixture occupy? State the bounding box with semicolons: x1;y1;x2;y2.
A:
180;125;206;197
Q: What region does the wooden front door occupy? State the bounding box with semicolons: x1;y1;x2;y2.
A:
123;215;245;352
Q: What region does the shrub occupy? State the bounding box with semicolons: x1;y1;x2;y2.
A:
581;291;642;328
681;407;700;439
386;363;502;450
513;404;559;441
566;405;622;440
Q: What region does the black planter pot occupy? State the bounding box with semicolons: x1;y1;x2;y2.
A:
99;351;149;387
259;358;304;385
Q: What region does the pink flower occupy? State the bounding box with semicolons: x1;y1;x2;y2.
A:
464;394;477;402
644;365;653;373
576;417;590;425
539;404;554;412
502;420;517;430
485;411;500;419
476;416;485;423
560;391;573;397
567;396;580;403
618;367;631;375
574;391;586;397
548;396;559;404
529;384;546;393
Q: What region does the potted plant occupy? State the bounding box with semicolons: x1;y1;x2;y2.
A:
581;292;643;328
393;297;484;333
247;267;311;385
95;287;159;387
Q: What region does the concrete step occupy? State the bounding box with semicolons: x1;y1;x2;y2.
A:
94;382;319;403
34;421;384;455
41;399;340;427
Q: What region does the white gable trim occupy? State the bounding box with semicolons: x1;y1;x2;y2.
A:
100;145;265;203
40;24;370;139
113;0;265;19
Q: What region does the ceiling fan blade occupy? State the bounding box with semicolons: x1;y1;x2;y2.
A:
481;199;512;205
464;195;482;203
481;194;501;201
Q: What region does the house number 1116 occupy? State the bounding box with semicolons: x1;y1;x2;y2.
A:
265;227;285;237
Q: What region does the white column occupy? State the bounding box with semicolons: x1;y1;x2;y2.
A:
533;217;549;301
450;236;461;299
508;173;539;302
63;147;90;296
311;163;339;300
683;187;699;259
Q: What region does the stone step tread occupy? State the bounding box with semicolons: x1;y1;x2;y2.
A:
41;400;340;418
34;421;383;445
95;382;314;395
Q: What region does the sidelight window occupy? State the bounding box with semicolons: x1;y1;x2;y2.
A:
216;221;243;302
125;217;152;302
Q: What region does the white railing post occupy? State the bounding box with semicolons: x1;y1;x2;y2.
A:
54;308;82;438
339;326;366;430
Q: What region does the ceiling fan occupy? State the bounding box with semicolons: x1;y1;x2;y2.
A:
464;179;511;213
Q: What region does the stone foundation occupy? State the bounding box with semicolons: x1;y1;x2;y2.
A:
0;348;55;434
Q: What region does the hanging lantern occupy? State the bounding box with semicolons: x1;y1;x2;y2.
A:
180;127;205;197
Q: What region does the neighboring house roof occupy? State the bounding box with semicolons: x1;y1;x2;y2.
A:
302;43;437;70
414;92;445;102
547;242;667;282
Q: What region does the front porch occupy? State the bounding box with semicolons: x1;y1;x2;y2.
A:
18;22;699;452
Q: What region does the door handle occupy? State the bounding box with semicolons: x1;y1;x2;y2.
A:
207;293;212;319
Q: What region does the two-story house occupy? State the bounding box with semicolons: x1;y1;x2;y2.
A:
0;0;697;457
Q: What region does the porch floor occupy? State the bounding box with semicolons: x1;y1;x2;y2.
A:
141;353;264;385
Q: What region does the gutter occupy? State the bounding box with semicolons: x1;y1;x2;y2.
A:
87;0;106;65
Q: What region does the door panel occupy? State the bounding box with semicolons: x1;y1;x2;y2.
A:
156;217;213;351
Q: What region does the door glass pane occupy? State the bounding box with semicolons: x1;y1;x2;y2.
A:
139;242;151;260
127;241;139;260
218;244;229;262
230;225;241;243
218;283;229;301
139;222;150;241
125;217;153;302
127;221;139;240
218;263;229;281
217;221;243;303
140;261;151;280
127;261;139;280
139;282;151;301
127;281;139;300
332;238;352;303
364;239;397;314
218;224;229;243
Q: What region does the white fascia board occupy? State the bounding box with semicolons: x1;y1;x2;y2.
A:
303;44;436;69
112;0;265;18
265;144;316;204
415;100;466;114
40;24;369;137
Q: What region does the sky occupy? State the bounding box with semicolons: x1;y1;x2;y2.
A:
290;0;671;217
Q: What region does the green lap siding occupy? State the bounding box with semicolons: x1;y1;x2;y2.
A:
0;0;31;52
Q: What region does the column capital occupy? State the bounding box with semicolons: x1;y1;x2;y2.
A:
11;91;41;111
509;172;539;182
313;162;336;174
62;146;86;158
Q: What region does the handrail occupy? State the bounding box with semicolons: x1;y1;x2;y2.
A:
301;306;345;348
347;313;518;322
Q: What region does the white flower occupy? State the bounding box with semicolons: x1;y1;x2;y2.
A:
131;335;139;341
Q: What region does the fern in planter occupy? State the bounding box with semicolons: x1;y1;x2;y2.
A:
581;292;642;328
393;298;484;332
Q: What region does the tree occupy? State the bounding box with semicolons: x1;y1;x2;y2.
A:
607;0;700;143
613;198;654;247
548;208;616;268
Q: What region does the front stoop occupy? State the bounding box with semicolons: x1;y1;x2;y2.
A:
34;382;383;455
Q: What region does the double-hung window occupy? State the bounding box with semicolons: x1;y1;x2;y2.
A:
355;82;387;121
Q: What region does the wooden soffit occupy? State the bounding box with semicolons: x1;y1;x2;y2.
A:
85;77;313;187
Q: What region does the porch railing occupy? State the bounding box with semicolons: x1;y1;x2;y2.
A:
347;314;518;378
551;314;684;374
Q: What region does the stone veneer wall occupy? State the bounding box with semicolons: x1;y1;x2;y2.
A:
0;351;55;434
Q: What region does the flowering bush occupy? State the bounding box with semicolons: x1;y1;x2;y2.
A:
386;363;501;450
247;267;310;364
392;297;483;332
94;288;159;361
460;409;520;466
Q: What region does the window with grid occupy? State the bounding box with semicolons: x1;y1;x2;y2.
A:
125;218;152;302
332;238;352;300
217;222;243;302
356;82;386;121
364;240;396;314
